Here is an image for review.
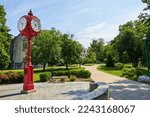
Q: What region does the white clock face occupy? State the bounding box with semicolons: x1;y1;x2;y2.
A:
18;17;27;31
31;18;41;32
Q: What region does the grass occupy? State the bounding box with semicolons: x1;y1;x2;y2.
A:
83;63;95;66
97;63;140;81
97;63;123;77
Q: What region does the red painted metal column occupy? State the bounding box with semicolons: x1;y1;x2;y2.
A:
22;37;35;93
18;10;41;93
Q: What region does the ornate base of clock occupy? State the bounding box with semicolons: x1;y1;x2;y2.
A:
21;89;36;94
22;65;35;92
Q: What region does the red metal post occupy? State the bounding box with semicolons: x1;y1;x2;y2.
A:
22;37;35;93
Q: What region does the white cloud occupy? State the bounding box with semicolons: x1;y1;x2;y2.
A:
76;6;144;48
76;22;118;48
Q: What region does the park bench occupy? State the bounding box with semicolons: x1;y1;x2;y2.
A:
50;76;68;82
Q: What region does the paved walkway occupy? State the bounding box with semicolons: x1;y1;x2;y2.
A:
0;82;89;100
84;65;150;100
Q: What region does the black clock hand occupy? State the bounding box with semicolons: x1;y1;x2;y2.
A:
34;22;37;28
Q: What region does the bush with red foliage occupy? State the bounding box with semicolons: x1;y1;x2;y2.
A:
0;72;23;84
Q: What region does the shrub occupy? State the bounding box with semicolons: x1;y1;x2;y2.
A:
52;71;70;77
135;68;147;77
124;65;132;68
0;72;23;84
52;69;91;79
116;63;124;69
76;70;91;78
122;67;135;77
106;55;114;67
39;72;51;82
69;77;76;81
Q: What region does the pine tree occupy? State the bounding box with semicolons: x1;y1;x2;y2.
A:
106;54;114;67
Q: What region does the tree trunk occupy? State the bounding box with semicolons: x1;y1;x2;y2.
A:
65;63;68;70
43;62;46;72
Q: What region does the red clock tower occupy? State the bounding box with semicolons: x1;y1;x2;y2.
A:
17;10;41;93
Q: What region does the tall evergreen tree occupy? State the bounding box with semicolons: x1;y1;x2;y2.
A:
0;5;11;70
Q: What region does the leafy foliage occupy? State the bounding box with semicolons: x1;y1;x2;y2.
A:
121;67;135;77
52;69;91;78
0;5;11;70
32;28;62;71
89;38;105;62
106;55;114;67
113;21;145;67
84;47;96;64
39;72;51;82
0;72;23;84
121;51;129;63
61;34;83;69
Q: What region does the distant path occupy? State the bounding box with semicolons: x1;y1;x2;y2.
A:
84;65;150;100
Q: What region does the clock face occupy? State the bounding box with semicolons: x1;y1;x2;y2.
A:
31;18;41;32
17;17;27;31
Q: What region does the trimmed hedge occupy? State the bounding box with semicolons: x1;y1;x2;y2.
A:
52;69;91;78
52;70;70;77
39;72;51;82
76;70;91;78
0;72;23;84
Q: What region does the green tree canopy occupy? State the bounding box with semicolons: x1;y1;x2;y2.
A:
84;47;96;64
113;21;145;67
61;34;83;69
31;28;62;71
0;5;11;70
89;38;105;62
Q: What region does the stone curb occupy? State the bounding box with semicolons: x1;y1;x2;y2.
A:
74;82;109;100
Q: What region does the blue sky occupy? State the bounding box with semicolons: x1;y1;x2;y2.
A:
0;0;147;48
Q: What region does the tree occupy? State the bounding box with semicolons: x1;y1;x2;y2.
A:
106;54;114;67
84;47;96;63
0;46;10;70
61;34;83;69
90;38;105;62
142;0;150;4
121;51;129;63
103;44;119;63
114;21;144;67
0;5;11;70
31;29;62;71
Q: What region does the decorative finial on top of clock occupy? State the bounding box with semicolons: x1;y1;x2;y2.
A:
28;9;33;16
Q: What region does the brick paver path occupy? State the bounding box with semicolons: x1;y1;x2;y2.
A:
84;65;150;100
0;82;89;100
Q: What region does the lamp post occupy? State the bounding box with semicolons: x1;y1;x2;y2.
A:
17;10;41;93
143;35;150;75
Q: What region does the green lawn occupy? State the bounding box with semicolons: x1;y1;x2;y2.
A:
97;63;141;81
83;63;95;66
97;64;123;77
